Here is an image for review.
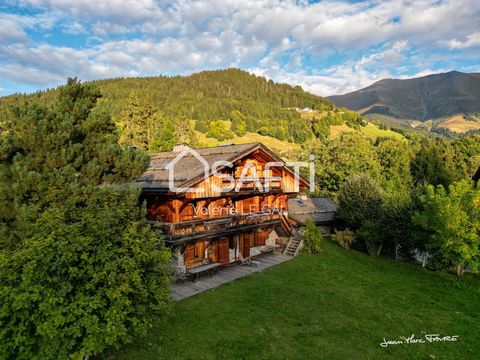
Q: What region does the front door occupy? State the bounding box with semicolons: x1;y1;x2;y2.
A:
218;237;229;265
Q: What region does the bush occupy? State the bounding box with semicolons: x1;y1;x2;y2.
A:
357;220;384;256
333;229;356;249
303;220;323;254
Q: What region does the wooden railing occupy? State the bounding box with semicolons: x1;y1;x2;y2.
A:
221;177;282;192
151;211;282;243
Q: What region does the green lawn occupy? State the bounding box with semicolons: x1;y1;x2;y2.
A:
113;241;480;359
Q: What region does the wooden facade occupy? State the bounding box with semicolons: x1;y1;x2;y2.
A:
137;143;308;270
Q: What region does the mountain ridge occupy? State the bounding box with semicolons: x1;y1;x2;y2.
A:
327;71;480;122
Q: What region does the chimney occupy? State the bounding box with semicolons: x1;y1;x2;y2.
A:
173;143;191;152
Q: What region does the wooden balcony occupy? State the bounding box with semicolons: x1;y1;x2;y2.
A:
151;211;283;244
220;177;282;193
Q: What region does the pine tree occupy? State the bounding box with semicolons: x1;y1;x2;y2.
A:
118;92;149;149
0;79;171;359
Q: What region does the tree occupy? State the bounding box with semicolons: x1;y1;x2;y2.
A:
230;110;247;136
411;139;456;188
0;79;172;359
337;175;383;230
375;137;413;192
118;92;173;151
118;92;149;149
337;175;384;256
312;133;383;193
303;219;323;254
412;181;480;276
380;188;415;259
206;120;234;141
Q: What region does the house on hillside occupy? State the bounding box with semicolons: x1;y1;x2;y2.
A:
474;166;480;187
135;143;309;273
288;195;338;234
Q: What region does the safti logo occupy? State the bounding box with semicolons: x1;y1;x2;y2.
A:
165;147;315;193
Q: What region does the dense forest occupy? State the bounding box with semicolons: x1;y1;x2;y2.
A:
0;69;365;147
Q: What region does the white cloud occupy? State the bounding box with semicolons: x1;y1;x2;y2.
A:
446;32;480;49
0;17;28;43
1;0;480;95
251;40;411;96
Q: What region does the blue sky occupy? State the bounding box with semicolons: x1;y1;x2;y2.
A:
0;0;479;96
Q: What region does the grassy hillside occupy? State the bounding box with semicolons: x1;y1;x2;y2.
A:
437;114;480;133
330;123;404;140
195;131;301;156
112;240;480;359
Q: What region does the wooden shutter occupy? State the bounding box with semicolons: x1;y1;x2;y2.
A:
184;244;195;268
255;231;267;246
218;238;229;265
195;240;205;261
208;240;218;263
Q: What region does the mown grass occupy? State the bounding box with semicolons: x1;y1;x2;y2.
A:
113;240;480;360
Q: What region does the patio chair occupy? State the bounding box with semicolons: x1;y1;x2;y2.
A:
239;253;261;269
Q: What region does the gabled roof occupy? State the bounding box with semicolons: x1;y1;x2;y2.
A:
287;197;338;225
136;142;307;191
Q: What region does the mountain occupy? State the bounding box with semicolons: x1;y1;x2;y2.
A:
0;68;334;122
2;69;385;149
327;71;480;122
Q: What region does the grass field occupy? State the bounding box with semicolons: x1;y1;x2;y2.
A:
438;115;480;133
113;240;480;360
195;131;301;155
330;123;404;140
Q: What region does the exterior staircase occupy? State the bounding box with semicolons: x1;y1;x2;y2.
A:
283;237;304;256
275;214;293;238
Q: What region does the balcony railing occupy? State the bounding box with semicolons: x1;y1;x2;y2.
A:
151;211;282;243
220;177;282;192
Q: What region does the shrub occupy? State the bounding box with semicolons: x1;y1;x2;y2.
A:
333;229;356;249
303;220;323;254
357;220;384;256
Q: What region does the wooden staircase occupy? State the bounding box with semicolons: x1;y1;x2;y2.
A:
275;214;293;237
283;237;303;256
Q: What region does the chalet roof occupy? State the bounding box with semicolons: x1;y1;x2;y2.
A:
287;197;338;225
136;142;298;191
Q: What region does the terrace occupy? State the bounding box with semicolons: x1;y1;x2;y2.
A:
151;211;284;244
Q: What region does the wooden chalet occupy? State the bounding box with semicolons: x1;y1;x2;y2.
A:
135;143;308;271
